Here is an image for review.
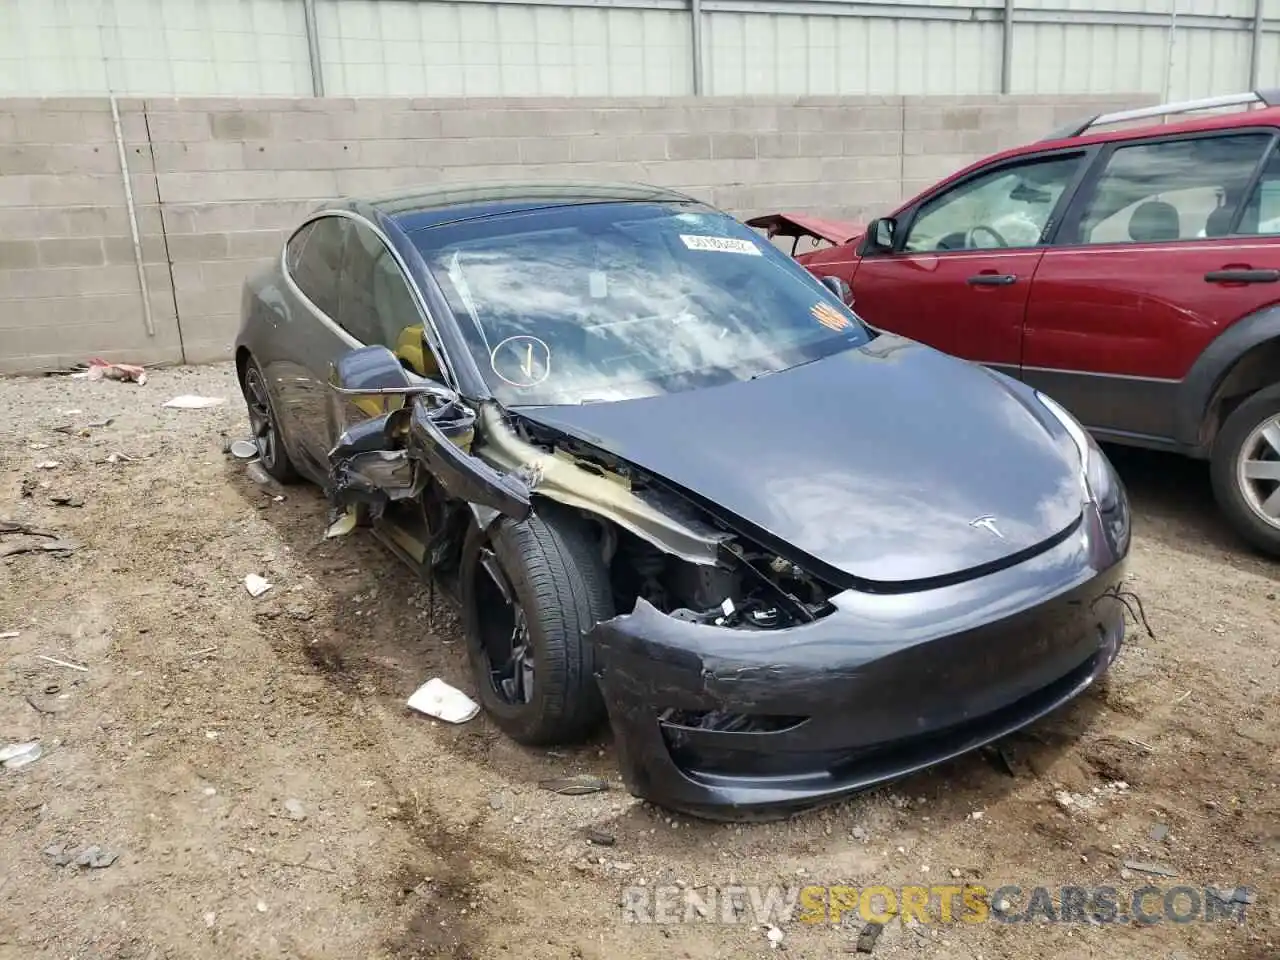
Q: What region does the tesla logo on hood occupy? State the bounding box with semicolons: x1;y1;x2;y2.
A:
969;516;1005;539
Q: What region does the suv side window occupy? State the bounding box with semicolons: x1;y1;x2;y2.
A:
902;154;1084;253
1072;133;1272;244
1238;145;1280;235
338;222;423;351
287;216;346;317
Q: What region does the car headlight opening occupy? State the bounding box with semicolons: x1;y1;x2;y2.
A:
1036;391;1120;513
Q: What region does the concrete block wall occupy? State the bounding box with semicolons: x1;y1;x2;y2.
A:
0;93;1144;374
0;98;181;373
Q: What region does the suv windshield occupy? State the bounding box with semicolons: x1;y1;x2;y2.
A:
413;202;871;405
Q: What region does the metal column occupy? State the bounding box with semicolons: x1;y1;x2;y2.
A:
303;0;326;97
1250;0;1265;89
1000;0;1015;94
691;0;705;95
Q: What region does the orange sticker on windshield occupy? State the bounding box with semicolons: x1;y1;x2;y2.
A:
811;302;852;332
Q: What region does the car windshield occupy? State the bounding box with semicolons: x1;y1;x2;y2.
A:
413;201;871;405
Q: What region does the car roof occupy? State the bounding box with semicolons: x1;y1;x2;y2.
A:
349;180;698;235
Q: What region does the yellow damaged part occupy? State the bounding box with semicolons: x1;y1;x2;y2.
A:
394;325;439;379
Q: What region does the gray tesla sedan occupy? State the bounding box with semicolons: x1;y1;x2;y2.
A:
234;180;1134;819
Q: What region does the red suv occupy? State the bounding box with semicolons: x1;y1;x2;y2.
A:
754;90;1280;557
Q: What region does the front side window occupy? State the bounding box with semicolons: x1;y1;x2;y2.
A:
903;155;1084;252
412;202;872;406
1238;145;1280;235
338;222;422;350
1073;133;1271;244
288;216;346;317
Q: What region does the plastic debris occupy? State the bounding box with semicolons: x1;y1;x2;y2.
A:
283;798;307;821
325;510;359;540
37;654;89;672
230;439;259;459
87;358;147;384
163;395;225;410
856;921;885;953
87;417;115;428
245;462;277;487
765;924;785;949
50;494;84;508
1123;860;1177;877
1;741;43;770
34;461;60;470
74;845;120;869
538;774;610;796
244;574;273;598
0;631;19;640
407;678;480;723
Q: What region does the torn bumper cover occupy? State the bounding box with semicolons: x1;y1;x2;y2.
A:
590;505;1130;819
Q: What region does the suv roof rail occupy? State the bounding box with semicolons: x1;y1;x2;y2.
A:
1044;89;1280;142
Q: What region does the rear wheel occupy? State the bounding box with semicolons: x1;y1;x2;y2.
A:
240;357;299;483
460;507;612;745
1210;383;1280;556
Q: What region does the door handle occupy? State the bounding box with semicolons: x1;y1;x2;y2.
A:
1204;268;1280;284
967;274;1018;286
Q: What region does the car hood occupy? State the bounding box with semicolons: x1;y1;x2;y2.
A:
745;212;864;246
513;336;1083;586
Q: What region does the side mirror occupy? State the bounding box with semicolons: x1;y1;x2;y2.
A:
326;345;455;447
861;217;897;255
819;274;854;305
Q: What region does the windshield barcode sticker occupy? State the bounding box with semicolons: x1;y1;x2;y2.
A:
680;234;762;256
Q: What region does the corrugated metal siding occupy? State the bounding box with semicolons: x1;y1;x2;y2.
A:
705;14;1002;95
1010;21;1252;97
315;0;693;96
0;0;312;96
1;0;1274;99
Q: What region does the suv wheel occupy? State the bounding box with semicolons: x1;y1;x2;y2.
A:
1210;383;1280;556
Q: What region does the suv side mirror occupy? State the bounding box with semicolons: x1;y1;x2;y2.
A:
861;217;897;255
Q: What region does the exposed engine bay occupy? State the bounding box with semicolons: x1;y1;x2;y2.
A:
326;392;840;633
505;415;840;630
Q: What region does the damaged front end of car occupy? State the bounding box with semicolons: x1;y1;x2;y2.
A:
322;345;1132;822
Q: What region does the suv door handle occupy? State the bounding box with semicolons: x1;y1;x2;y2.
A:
967;274;1017;286
1204;268;1280;284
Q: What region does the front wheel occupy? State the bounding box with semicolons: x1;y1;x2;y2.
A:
460;507;613;745
1210;383;1280;556
240;357;299;484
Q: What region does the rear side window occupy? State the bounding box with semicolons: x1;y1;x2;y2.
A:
338;222;421;348
1072;134;1272;244
287;216;346;317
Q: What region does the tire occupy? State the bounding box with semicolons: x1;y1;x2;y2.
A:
1210;382;1280;556
240;356;300;484
460;506;613;745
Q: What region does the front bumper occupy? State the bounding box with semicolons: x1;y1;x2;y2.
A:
591;504;1130;820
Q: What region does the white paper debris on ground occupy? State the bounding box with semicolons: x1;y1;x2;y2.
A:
34;461;61;470
407;678;480;723
0;631;19;640
1;741;43;770
244;574;273;598
163;395;226;410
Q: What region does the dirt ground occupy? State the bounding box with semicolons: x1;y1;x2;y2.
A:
0;363;1276;960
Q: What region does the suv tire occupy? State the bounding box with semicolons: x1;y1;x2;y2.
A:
460;506;612;745
1210;383;1280;556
